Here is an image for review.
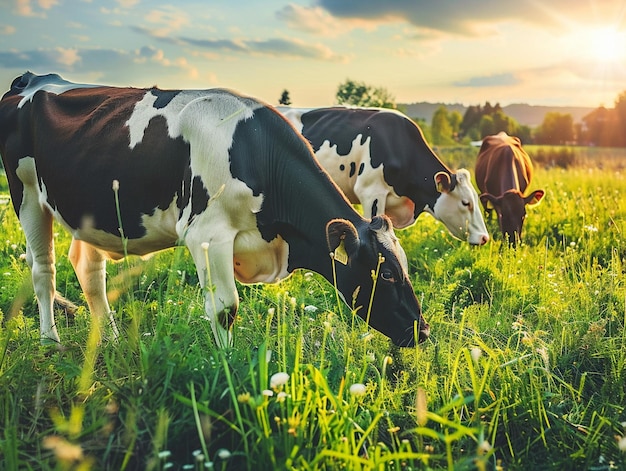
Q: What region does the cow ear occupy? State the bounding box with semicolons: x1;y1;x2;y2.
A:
435;172;452;193
525;189;545;207
480;193;500;209
326;219;360;262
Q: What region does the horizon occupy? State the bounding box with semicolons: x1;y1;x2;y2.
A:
1;1;625;109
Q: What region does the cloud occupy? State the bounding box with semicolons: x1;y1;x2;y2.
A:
0;46;196;83
116;0;139;7
185;35;345;60
143;6;190;37
132;25;348;61
1;25;17;35
454;73;521;88
14;0;58;17
276;4;377;37
311;0;626;36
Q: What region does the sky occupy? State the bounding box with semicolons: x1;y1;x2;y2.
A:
1;0;626;109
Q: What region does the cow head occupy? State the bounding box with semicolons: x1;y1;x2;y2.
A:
431;169;490;246
480;189;544;245
326;215;428;346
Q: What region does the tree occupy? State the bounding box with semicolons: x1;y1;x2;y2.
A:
478;115;495;138
582;107;620;146
431;106;455;145
336;79;396;109
278;89;291;106
460;104;483;138
448;110;463;138
614;91;626;146
460;101;521;140
536;112;574;145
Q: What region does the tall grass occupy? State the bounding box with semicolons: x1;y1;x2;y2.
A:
0;151;625;469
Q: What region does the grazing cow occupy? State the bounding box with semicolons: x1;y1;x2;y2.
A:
0;72;428;348
475;132;545;244
279;106;489;246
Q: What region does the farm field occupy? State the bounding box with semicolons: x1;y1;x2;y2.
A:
1;146;626;470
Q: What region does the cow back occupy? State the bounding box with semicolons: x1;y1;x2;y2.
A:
476;132;533;197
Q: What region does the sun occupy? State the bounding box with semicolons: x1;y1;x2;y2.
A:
586;26;626;63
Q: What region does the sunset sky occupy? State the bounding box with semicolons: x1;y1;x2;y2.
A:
1;0;625;109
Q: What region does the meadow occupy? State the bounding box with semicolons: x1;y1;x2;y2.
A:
1;146;626;470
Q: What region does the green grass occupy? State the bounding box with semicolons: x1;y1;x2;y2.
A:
1;152;626;470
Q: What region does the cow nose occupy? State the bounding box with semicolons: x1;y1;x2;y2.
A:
479;234;490;245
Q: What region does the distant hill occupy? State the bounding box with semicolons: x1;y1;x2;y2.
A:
401;102;595;128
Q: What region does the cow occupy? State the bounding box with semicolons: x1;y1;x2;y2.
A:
0;72;429;348
278;106;489;246
475;132;545;245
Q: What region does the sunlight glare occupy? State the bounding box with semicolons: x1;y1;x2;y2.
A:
587;27;626;63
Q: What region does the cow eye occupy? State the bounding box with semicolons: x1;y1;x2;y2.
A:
380;270;395;282
462;200;473;211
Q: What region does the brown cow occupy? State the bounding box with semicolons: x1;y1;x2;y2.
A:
475;132;544;244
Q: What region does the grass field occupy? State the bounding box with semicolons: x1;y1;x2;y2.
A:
1;146;625;470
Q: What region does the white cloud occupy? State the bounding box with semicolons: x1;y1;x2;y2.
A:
1;25;17;35
38;0;58;8
276;4;377;37
116;0;140;8
56;47;80;66
144;7;190;37
14;0;57;17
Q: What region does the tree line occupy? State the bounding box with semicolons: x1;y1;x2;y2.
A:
278;80;626;147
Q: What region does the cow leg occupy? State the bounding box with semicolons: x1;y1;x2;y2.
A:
187;236;238;348
19;198;58;344
68;238;119;340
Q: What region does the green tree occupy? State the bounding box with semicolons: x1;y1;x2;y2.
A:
536;112;574;145
460;102;518;140
431;106;455;145
448;110;463;138
479;115;495;138
335;79;396;109
278;89;291;106
517;125;532;145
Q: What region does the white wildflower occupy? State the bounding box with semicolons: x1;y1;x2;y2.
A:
470;347;482;364
217;448;231;459
270;372;290;389
349;383;367;396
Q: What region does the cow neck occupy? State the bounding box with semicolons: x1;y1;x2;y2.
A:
230;108;361;277
265;148;361;277
411;155;452;214
373;116;452;215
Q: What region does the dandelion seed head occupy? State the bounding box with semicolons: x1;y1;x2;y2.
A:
349;383;367;396
112;179;120;191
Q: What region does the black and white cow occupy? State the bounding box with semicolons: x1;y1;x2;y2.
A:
0;73;429;348
279;107;489;246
